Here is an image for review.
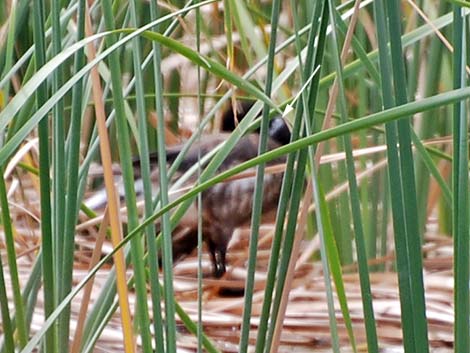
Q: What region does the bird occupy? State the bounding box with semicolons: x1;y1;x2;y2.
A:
157;103;290;277
85;102;291;278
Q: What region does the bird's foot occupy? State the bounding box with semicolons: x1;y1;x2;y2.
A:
212;249;226;278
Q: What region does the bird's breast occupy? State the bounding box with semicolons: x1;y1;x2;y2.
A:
202;171;283;228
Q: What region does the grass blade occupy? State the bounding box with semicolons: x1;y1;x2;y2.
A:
239;1;282;352
327;0;378;350
32;0;56;350
452;5;469;352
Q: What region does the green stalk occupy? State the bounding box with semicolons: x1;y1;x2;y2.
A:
0;253;14;352
0;173;17;351
195;1;204;352
312;174;341;353
146;4;178;353
356;25;372;260
50;0;67;348
147;1;168;352
327;1;378;350
406;0;424;100
32;0;56;351
295;7;349;352
0;0;16;98
51;0;66;291
128;0;156;351
374;1;409;349
59;0;87;347
415;1;449;232
256;1;326;349
62;0;86;306
376;3;416;352
239;1;281;351
452;5;469;353
265;149;309;352
386;2;429;352
374;1;429;351
0;98;28;351
0;149;28;349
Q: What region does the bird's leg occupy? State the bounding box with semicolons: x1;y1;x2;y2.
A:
207;240;227;278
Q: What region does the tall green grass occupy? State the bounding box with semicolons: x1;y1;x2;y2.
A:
0;1;469;353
